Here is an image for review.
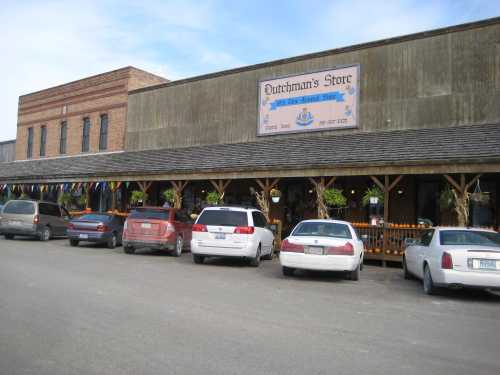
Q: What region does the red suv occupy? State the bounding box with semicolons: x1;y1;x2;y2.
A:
122;207;193;256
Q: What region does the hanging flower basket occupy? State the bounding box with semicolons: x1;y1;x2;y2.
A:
470;180;490;205
270;188;281;203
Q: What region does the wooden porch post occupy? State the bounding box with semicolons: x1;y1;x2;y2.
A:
255;178;280;221
170;180;189;209
308;177;337;219
210;179;232;204
443;173;481;226
370;175;403;266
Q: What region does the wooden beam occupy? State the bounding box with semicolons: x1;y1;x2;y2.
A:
387;175;403;192
370;176;385;191
324;176;337;189
465;174;482;191
444;174;462;193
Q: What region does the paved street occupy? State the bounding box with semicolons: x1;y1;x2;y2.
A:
0;238;499;375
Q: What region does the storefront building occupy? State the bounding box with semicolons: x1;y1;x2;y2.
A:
1;17;500;263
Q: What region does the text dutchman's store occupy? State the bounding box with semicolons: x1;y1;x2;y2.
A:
1;18;500;265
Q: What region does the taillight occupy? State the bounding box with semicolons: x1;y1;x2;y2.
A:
68;222;75;230
234;226;255;234
192;224;207;232
96;224;109;232
326;242;354;256
441;252;453;269
165;221;175;233
33;214;40;224
281;239;305;253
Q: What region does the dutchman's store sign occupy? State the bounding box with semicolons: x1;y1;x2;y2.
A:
258;65;359;136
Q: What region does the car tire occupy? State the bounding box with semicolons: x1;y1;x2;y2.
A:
107;233;117;249
282;266;295;276
403;256;412;280
349;263;360;281
423;264;437;295
249;245;261;267
4;234;14;240
69;239;79;247
173;236;183;257
40;226;51;241
262;242;274;260
124;245;135;254
193;254;204;264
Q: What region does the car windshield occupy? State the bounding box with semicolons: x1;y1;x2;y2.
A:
78;214;112;222
3;200;36;215
197;210;248;227
292;222;352;239
439;230;500;246
128;209;170;220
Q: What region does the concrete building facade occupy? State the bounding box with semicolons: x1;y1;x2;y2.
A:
0;140;15;163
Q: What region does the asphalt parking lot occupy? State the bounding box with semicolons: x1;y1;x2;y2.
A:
0;238;499;375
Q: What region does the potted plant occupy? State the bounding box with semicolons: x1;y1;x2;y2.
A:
130;190;148;206
58;192;73;208
270;188;282;203
362;186;384;207
439;186;455;210
206;191;222;206
323;188;347;208
162;188;175;207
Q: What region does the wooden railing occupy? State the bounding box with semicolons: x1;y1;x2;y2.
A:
352;223;430;264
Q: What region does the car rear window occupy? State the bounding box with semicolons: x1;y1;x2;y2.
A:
292;222;352;239
197;210;248;227
439;230;500;246
3;201;36;215
128;209;170;220
78;214;112;222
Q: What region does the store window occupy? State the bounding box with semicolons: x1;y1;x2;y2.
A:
60;121;67;154
99;114;108;151
39;125;47;157
82;117;90;152
27;127;33;159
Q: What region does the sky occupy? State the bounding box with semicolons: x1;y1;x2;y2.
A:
1;0;499;141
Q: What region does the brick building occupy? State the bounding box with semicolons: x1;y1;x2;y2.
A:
15;67;167;161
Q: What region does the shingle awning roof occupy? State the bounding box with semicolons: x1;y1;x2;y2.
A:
1;123;499;182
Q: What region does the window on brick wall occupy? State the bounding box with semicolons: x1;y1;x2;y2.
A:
27;127;33;159
82;117;90;152
60;121;67;154
99;114;108;151
40;125;47;157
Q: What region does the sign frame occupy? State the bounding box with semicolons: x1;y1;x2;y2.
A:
256;63;361;137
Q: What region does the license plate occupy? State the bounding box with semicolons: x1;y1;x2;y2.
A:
215;233;226;240
79;234;88;239
141;223;151;229
472;259;499;270
9;220;22;226
306;246;324;255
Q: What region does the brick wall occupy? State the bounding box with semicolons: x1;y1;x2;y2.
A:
15;67;167;161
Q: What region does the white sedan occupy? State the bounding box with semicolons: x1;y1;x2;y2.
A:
403;227;500;294
279;220;364;280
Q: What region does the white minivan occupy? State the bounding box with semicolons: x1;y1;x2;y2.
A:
190;206;275;266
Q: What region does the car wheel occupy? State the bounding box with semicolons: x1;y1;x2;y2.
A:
4;234;14;240
124;245;135;254
349;263;360;281
403;256;412;280
282;266;295;276
40;226;51;241
173;236;183;257
262;242;274;260
193;254;204;264
423;264;437;295
107;233;117;249
249;245;261;267
69;239;79;247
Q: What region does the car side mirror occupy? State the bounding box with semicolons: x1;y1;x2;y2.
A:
404;238;417;246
